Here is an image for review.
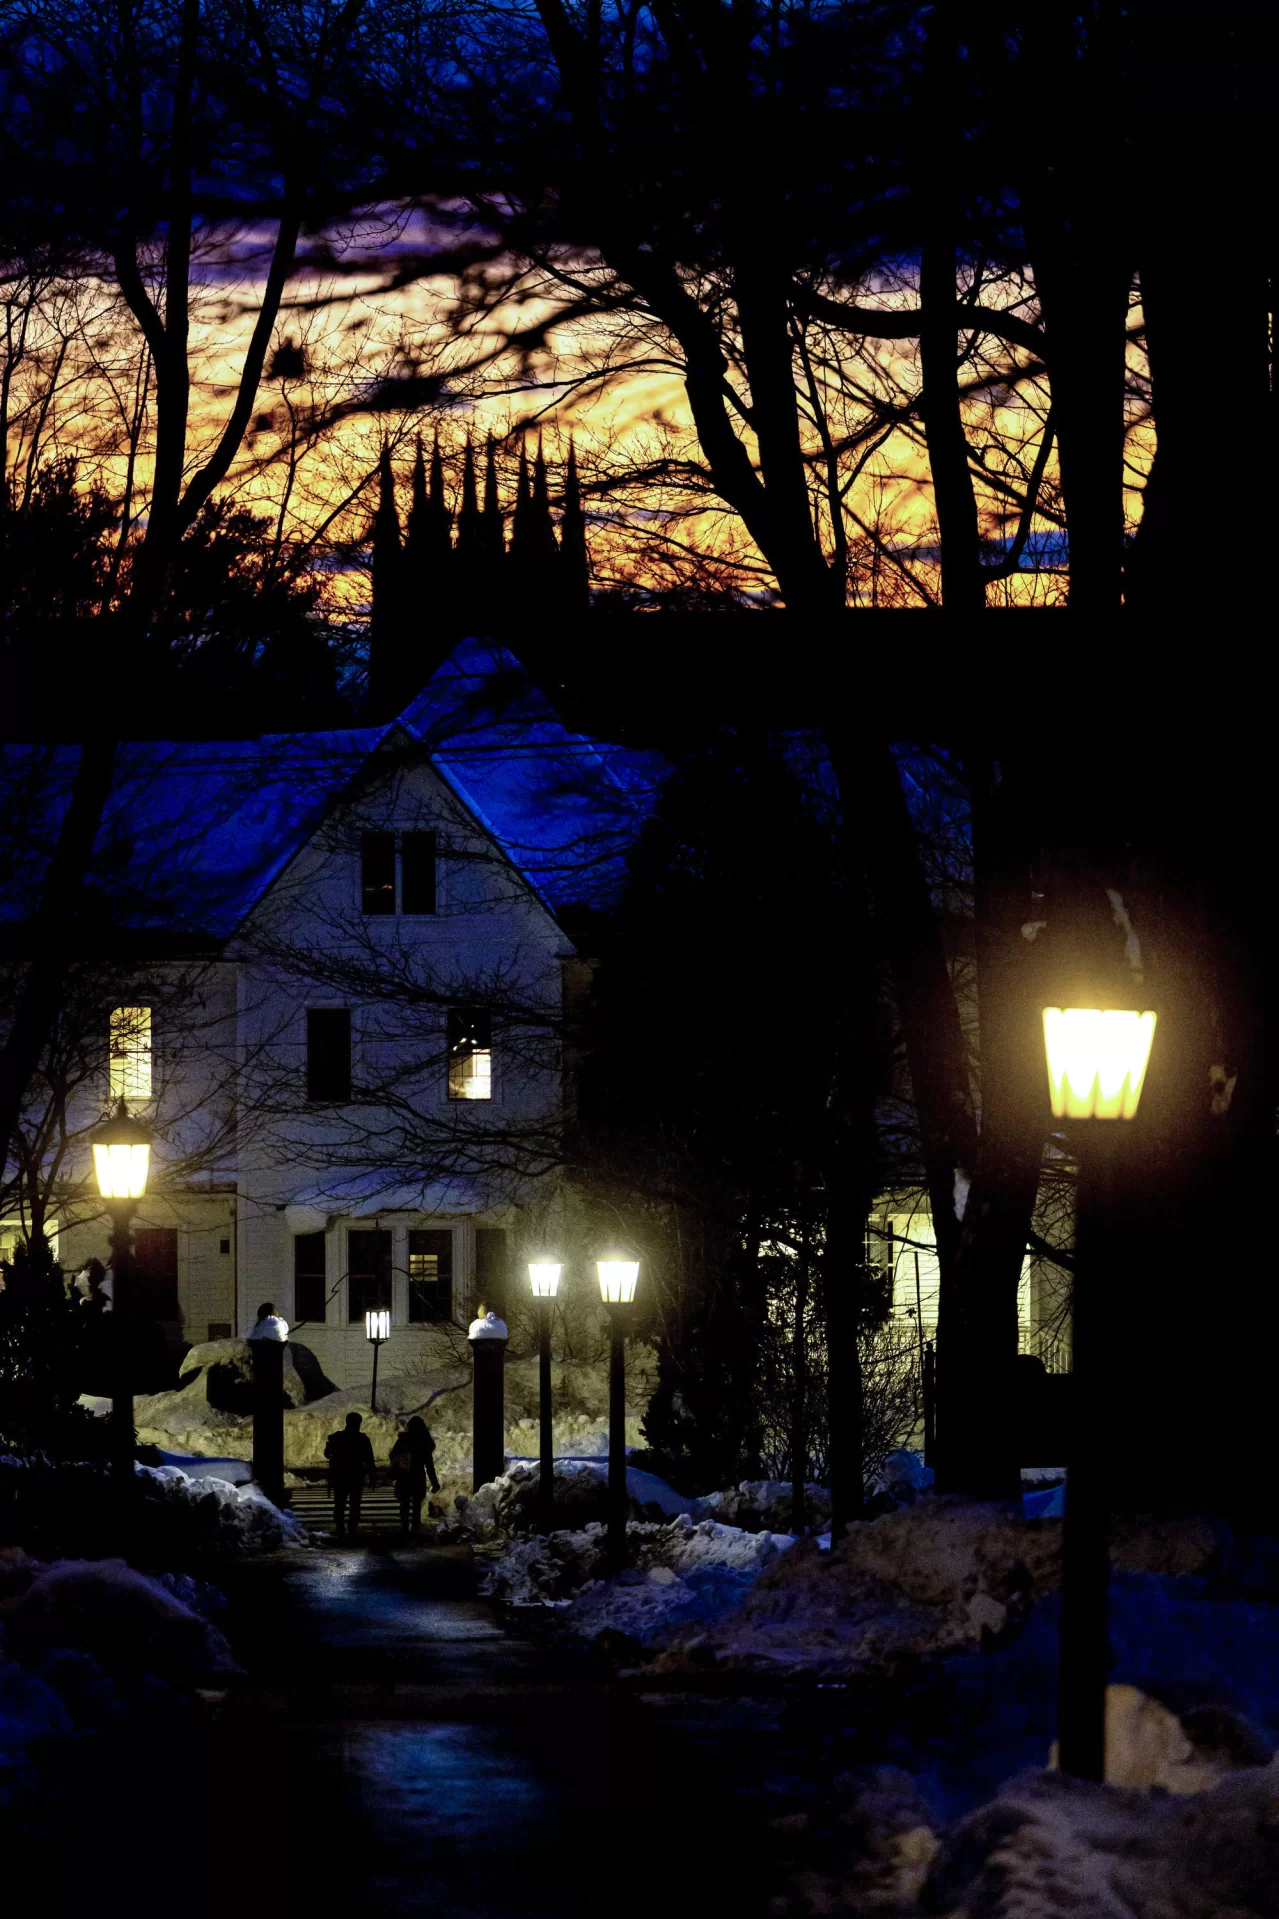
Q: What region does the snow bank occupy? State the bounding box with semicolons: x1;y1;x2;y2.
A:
482;1511;792;1648
0;1546;236;1805
136;1464;309;1552
917;1764;1279;1918
648;1498;1220;1679
127;1353;650;1484
0;1451;306;1557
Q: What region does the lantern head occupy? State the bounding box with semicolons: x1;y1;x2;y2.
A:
597;1258;640;1305
1042;1008;1157;1121
91;1100;152;1201
528;1261;562;1299
365;1308;391;1343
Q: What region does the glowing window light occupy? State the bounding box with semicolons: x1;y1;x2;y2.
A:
597;1259;640;1304
1042;1008;1157;1121
365;1309;391;1342
528;1261;562;1298
109;1006;152;1102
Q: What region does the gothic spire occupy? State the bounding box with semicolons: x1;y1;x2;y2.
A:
561;435;591;613
368;445;406;719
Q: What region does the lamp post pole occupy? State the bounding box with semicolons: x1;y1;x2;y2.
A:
598;1258;640;1568
528;1263;562;1533
365;1309;390;1413
91;1100;153;1505
1056;1131;1115;1780
107;1202;137;1494
1042;1005;1157;1783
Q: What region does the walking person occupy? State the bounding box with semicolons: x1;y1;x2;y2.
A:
324;1410;377;1538
390;1415;439;1535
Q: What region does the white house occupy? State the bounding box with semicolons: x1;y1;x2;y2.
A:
13;640;656;1389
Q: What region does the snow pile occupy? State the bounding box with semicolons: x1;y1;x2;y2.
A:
0;1451;306;1557
136;1464;309;1552
697;1480;832;1533
452;1457;712;1539
126;1352;651;1483
0;1546;237;1799
482;1512;792;1648
918;1765;1279;1918
648;1499;1218;1679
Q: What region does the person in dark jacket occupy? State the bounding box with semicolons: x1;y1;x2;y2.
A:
324;1410;377;1537
389;1415;439;1534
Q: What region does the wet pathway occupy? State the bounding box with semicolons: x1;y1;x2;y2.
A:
199;1542;768;1919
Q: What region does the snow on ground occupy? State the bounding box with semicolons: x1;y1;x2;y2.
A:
136;1464;309;1552
118;1345;650;1492
0;1546;236;1804
0;1450;307;1557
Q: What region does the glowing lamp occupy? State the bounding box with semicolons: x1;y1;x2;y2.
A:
365;1309;391;1343
1042;1008;1157;1121
91;1101;152;1201
597;1258;640;1305
528;1261;562;1299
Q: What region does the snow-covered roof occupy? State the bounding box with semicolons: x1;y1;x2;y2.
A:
282;1166;491;1232
0;639;663;938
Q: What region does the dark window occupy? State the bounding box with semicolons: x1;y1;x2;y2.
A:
307;1008;351;1102
447;1005;492;1100
133;1227;180;1321
207;1321;231;1340
348;1229;392;1323
219;1238;231;1255
401;832;437;915
361;832;396;915
408;1229;454;1322
475;1228;510;1315
294;1232;328;1323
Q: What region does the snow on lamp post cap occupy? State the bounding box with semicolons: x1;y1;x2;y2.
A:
91;1099;152;1202
597;1258;640;1305
1042;1008;1157;1121
528;1260;562;1299
365;1309;391;1343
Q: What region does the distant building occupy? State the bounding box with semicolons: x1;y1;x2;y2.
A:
3;641;657;1388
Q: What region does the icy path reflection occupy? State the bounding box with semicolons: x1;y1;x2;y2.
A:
225;1546;761;1919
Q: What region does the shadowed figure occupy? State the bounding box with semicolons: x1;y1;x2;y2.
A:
324;1410;376;1537
390;1414;440;1534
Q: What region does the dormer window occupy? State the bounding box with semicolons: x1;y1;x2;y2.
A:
447;1005;492;1100
109;1006;152;1102
361;831;437;916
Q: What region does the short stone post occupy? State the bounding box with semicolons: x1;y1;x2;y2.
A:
468;1305;509;1492
248;1306;289;1508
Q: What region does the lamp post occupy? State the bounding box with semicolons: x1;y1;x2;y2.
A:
598;1256;640;1566
529;1261;562;1531
1043;1005;1157;1782
90;1099;152;1496
365;1308;391;1412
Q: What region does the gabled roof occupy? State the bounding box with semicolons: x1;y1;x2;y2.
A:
0;639;664;939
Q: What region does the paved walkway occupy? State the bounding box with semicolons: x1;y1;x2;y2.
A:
196;1541;766;1918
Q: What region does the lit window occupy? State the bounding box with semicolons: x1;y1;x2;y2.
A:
109;1006;152;1102
447;1006;492;1100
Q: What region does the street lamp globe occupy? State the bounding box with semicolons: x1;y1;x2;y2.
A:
1042;1008;1157;1120
597;1258;640;1305
528;1260;562;1299
365;1309;391;1343
91;1100;152;1201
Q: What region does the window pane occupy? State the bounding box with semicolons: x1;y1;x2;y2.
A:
447;1006;492;1101
401;832;437;915
307;1008;351;1102
408;1228;453;1322
348;1229;392;1322
475;1228;509;1315
110;1006;152;1102
361;832;396;915
293;1232;328;1323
